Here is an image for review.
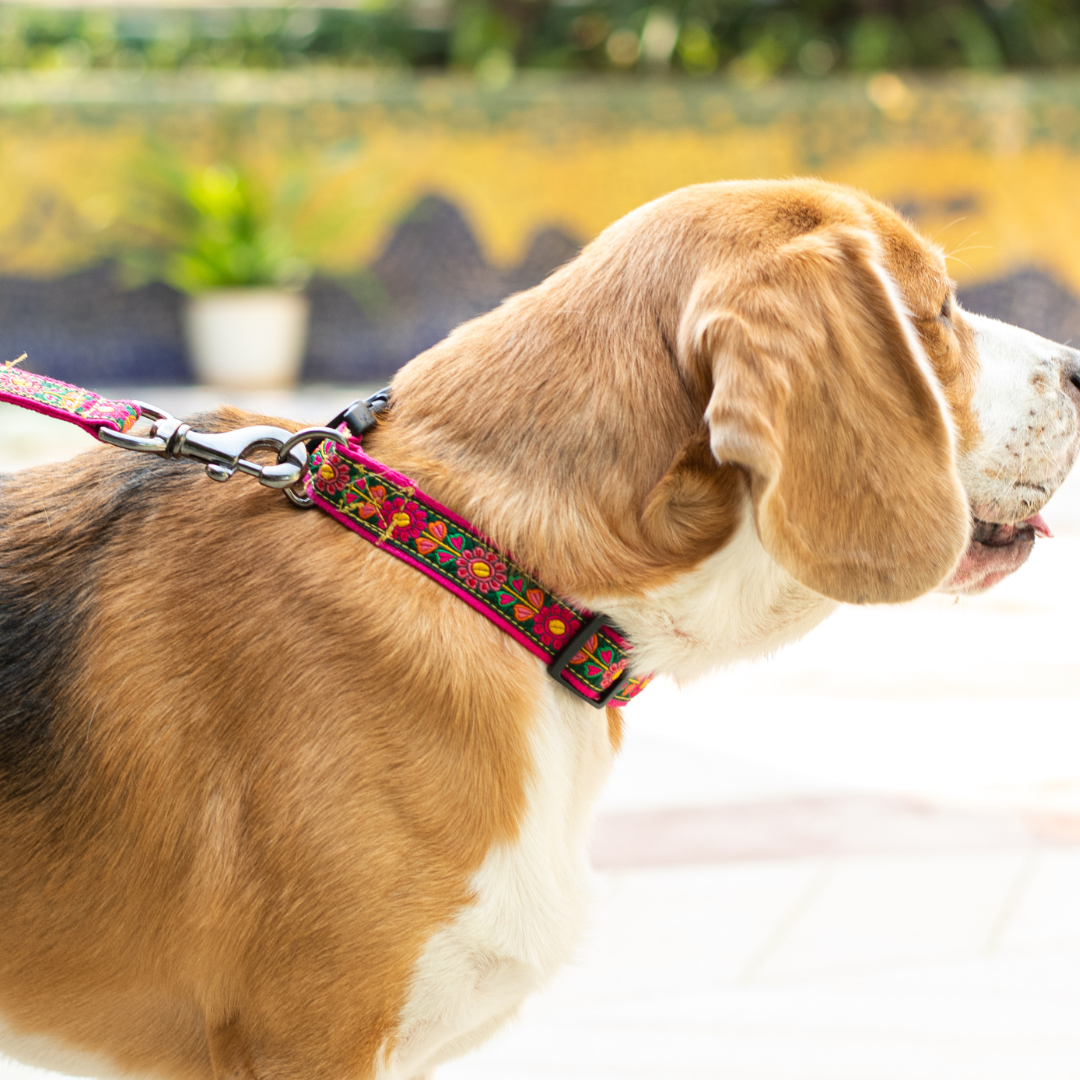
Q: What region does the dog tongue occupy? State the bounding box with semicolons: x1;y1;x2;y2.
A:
1025;513;1053;538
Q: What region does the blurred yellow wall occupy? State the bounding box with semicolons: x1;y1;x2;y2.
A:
1;72;1078;290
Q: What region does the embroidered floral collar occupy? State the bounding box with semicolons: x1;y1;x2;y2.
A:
0;363;649;709
304;422;649;708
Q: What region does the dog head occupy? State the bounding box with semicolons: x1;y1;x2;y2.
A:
673;180;1080;605
389;179;1080;679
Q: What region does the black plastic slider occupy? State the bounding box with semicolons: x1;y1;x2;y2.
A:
328;387;392;439
547;612;634;708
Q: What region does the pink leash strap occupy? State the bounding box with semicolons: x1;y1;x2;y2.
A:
0;360;141;439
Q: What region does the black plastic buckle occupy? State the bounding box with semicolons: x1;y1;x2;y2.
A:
547;612;634;709
327;387;393;439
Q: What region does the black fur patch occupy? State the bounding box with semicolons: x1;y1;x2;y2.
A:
0;453;199;803
0;555;75;797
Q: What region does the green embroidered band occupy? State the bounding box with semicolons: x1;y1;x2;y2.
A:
304;437;650;708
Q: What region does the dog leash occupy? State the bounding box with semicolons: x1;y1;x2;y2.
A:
0;359;649;708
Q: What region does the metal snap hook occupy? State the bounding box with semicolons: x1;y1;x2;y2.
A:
157;422;308;489
96;402;174;454
95;399;366;505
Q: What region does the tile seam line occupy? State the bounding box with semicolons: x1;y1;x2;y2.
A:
737;860;833;985
984;846;1041;955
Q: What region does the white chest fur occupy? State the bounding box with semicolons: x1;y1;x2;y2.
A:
605;513;837;685
0;1018;131;1080
378;688;614;1080
379;517;835;1080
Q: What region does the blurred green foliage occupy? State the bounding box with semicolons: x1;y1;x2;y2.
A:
120;161;310;293
5;1;1080;80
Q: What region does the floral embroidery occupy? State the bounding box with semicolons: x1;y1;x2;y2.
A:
567;632;627;687
314;454;351;494
304;440;650;706
570;634;599;665
599;662;625;689
456;547;507;593
533;604;580;648
5;369;32;393
381;496;427;541
0;363;139;434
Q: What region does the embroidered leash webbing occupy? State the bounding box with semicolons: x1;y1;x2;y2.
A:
305;438;650;707
0;361;140;438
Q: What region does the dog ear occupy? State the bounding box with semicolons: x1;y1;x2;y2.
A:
681;226;969;604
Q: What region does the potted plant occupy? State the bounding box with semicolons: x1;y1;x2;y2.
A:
125;162;312;390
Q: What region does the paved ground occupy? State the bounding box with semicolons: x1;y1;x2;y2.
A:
3;388;1080;1079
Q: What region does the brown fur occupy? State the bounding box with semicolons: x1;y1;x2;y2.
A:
0;179;979;1080
685;223;967;602
0;429;537;1080
374;180;974;605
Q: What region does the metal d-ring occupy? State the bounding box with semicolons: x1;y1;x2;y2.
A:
278;426;354;508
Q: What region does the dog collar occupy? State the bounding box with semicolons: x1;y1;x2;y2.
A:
302;429;649;709
0;364;649;709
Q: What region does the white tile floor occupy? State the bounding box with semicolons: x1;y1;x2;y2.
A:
4;387;1080;1079
438;856;1080;1080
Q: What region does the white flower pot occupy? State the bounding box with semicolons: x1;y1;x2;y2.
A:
185;288;310;390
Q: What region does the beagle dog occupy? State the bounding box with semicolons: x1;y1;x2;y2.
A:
0;179;1076;1080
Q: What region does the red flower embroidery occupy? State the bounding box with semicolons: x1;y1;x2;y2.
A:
455;547;507;593
534;604;580;648
382;497;427;540
313;453;351;494
598;660;626;689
